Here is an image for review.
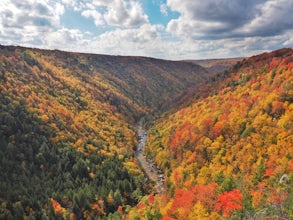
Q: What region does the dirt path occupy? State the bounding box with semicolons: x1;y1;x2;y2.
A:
136;126;164;194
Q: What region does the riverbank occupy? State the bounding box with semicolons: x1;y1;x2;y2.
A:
136;126;164;194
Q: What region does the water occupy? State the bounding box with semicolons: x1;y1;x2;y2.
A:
136;126;164;193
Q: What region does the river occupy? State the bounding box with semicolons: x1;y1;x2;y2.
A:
136;126;164;194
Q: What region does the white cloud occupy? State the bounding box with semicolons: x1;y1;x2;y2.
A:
82;10;104;26
61;0;85;11
166;0;293;40
105;0;148;27
44;28;85;49
80;0;148;27
61;0;75;6
283;30;293;46
160;4;168;16
0;0;292;60
239;0;293;37
86;24;160;55
0;0;65;45
158;0;293;59
166;0;257;39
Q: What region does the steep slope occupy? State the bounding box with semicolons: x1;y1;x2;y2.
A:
187;57;243;74
18;46;210;119
129;48;293;219
0;45;210;219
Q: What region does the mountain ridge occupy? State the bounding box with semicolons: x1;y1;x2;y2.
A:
186;57;244;74
0;45;212;119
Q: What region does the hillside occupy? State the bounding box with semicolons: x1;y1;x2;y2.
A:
1;45;292;219
129;48;293;219
0;45;210;219
189;57;244;74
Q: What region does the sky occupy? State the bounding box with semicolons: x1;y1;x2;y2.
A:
1;0;293;60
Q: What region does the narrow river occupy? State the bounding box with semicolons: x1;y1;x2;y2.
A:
136;126;164;194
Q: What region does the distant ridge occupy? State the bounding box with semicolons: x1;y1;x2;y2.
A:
187;57;244;74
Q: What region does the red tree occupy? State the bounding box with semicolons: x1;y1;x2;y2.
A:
215;189;243;217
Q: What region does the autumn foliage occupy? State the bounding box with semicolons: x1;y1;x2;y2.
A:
142;48;293;219
1;45;293;219
215;190;243;217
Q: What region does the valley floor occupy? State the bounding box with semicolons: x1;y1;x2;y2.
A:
136;126;165;193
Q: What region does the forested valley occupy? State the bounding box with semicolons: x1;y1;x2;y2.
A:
0;45;210;219
0;46;292;219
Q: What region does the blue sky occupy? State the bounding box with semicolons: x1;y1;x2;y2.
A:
1;0;293;60
141;0;179;26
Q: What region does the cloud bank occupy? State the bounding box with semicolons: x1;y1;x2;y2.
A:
166;0;293;39
0;0;293;59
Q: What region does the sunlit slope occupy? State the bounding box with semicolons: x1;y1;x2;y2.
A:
140;48;293;219
29;46;210;117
